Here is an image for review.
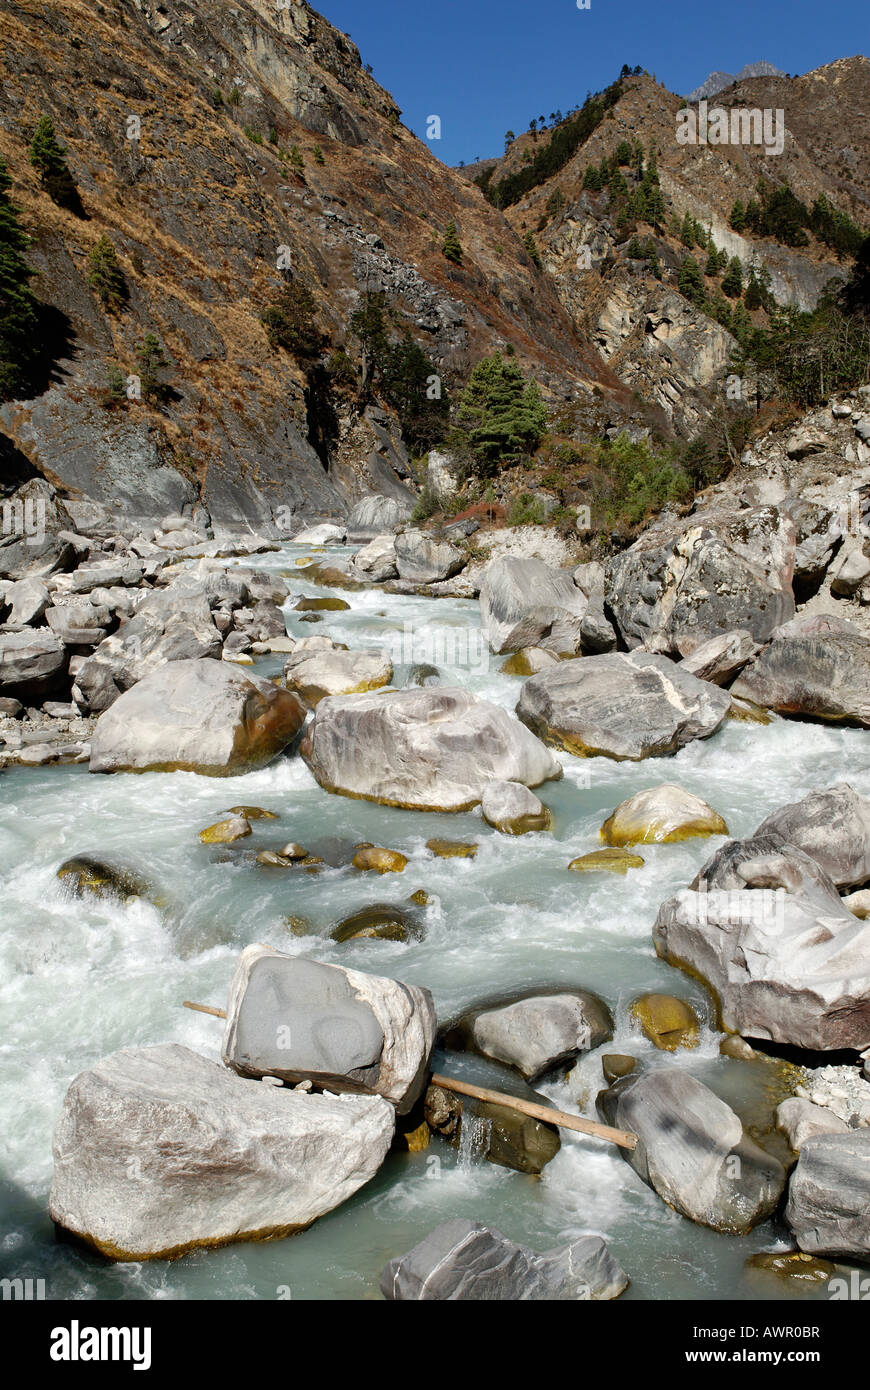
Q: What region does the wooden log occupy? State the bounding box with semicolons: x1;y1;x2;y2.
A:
430;1072;638;1151
182;1000;227;1019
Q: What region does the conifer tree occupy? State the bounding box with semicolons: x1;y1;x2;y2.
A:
442;220;463;265
677;254;705;307
29;116;84;216
523;231;542;268
722;256;744;299
729;199;747;232
456;351;548;471
0;157;42;399
88;234;127;313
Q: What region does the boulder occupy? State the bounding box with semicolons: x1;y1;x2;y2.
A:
49;1043;394;1260
1;577;48;626
330;903;424;944
629;993;699;1051
346;494;413;543
56;855;153;903
598;1070;786;1233
352;846;407;873
789;499;842;586
283;645;393;706
568;848;645;874
516;652;730;761
785;1132;870;1259
424;1083;560;1175
380;1219;629;1301
653;838;870;1050
69;557;144;592
601;784;728;845
0;628;67;700
441;987;613;1082
479;556;588;655
45;604;110;647
603;506;795;656
754;783;870;889
75;585;222;712
394;529;465;585
221;945;436;1113
292;523;345;544
350;534;398;582
0;479;77;580
678;630;759;686
480;780;551;835
89;658;305;776
199;816;252;845
731;614;870;726
776;1098;848;1150
500;647;560;676
829;543;870;598
301;686;561;811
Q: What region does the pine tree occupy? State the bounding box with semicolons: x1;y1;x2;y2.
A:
29;116;84;216
261;277;326;362
104;361;127;406
583;164;602;192
722;256;744;299
523;231;542;268
626;235;644;259
614;140;633;165
705;246;721;277
608;167;628;198
442;220;463;265
313;145;325;166
0;157;42;400
744;272;764;311
135;332;172;403
88;234;127;313
677;254;705;308
680;212;696;249
456;352;548;471
729;199;747;232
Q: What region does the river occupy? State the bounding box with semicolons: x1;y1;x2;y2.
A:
2;542;868;1301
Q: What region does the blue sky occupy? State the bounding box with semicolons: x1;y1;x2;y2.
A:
318;0;867;165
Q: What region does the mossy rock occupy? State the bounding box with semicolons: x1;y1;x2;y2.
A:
600;784;728;846
602;1053;638;1084
568;847;645;874
56;856;154;904
408;889;431;907
424;1083;560;1175
329;903;425;944
728;696;773;725
352;846;408;874
500;648;559;677
199;816;252;845
224;806;278;820
295;563;362;591
426;838;477;859
630;993;699;1051
745;1251;836;1285
719;1035;760;1061
294;596;351;612
284;915;313;936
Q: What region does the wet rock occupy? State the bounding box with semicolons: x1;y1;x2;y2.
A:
479;556;587;655
678;630;760;686
569;848;645;874
442;987;613;1082
602;1054;638;1084
283;645;392;705
731;614;870;726
785;1131;870;1259
601;784;728;846
301;685;561;811
222;945;436;1112
380;1218;629;1301
49;1043;394;1260
351;534;398;582
292;523;345;544
199;816;252;845
754;783;870;890
56;855;153;903
517;652;730;761
598;1070;786;1233
654;839;870;1051
395;529;465;585
294;596;350;612
352;846;408;874
500;647;560;676
629;993;699;1051
603;506;795;656
426;838;477;858
745;1251;837;1286
0;629;67;701
481;780;551;835
225;806;277;820
425;1083;551;1175
89;658;306;776
719;1036;760;1061
330;903;424;944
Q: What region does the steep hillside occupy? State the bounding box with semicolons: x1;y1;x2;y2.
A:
0;0;627;528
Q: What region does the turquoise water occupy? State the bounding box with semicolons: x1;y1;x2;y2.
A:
2;543;869;1301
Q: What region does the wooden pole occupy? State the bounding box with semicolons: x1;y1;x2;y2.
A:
178;1004;638;1151
430;1073;638;1151
183;1000;227;1019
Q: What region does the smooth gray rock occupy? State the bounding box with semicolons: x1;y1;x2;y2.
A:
785;1131;870;1259
479;555;588;655
654;839;870;1050
732;613;870;726
89;657;305;775
346;494;413;543
480;779;550;835
301;685;562;811
516;651;730;760
45;605;110;647
221;945;436;1113
678;630;759;685
283;645;392;705
468;991;613;1081
395;528;465;584
0;480;77;580
351;534;398;582
603;506;795;656
292;522;345;544
598;1070;786;1233
0;628;67;700
380;1219;628;1301
69;557;144;592
75;585;222;711
755;783;870;889
49;1043;394;1260
776;1098;848;1151
1;578;48;626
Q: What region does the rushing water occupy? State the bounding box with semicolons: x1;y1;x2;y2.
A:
2;542;869;1302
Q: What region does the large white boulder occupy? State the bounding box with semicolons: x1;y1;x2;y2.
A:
479;555;588;655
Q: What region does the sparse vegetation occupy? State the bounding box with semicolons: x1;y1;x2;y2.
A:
88;234;127;312
29;115;85;216
0;157;42;400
